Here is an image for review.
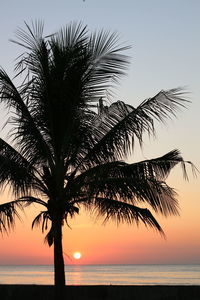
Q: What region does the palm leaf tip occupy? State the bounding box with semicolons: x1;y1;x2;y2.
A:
162;149;198;181
32;211;54;247
141;208;165;237
31;211;50;232
148;149;196;181
93;198;165;236
159;88;189;110
44;227;54;247
138;88;189;131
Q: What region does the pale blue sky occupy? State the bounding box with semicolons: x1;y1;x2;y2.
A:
0;0;199;264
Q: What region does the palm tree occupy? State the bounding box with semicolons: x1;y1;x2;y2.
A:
0;21;194;296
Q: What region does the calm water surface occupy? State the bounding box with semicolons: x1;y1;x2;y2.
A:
0;264;199;285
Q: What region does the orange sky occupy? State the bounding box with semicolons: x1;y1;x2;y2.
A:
0;165;199;265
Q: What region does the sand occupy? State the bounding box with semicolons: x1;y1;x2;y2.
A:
0;284;200;300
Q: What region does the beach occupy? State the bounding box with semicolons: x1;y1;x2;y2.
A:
0;285;200;300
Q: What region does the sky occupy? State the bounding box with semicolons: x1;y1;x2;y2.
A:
0;0;199;265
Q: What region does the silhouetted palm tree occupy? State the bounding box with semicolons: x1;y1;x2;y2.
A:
0;22;194;296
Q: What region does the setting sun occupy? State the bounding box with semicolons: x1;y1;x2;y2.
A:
73;252;82;260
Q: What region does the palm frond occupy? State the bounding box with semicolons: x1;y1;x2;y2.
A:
17;196;47;208
84;30;130;99
139;88;188;122
0;138;37;196
0;69;54;167
11;20;44;51
0;201;23;234
127;149;193;181
78;89;189;168
44;226;54;247
88;197;164;235
70;148;197;217
75;176;179;217
6;22;130;165
32;211;50;232
52;21;87;49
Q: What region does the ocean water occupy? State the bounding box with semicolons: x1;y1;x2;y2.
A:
0;264;199;285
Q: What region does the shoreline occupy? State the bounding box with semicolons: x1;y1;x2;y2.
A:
1;284;200;300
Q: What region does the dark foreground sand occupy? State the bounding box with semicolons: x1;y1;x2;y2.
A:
0;285;200;300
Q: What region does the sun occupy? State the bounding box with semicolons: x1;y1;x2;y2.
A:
73;252;82;260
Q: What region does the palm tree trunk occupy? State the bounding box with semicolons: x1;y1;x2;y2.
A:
53;217;65;298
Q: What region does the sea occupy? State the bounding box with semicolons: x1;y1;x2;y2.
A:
0;264;200;285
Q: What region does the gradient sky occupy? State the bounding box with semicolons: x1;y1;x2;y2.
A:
0;0;199;265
